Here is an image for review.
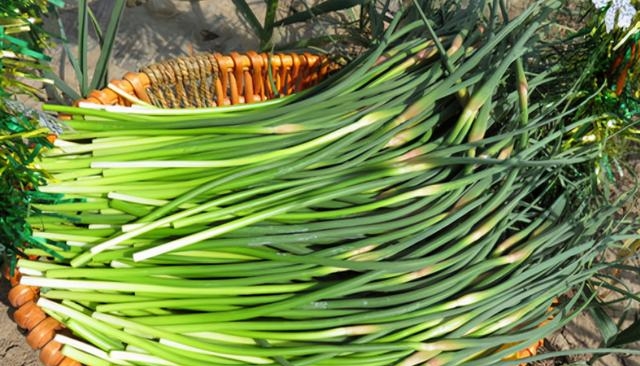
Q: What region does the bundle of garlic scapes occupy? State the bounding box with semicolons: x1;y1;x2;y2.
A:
9;1;632;365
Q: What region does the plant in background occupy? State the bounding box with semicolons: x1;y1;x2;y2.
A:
0;0;61;97
0;0;63;272
535;0;640;360
555;0;640;189
44;0;126;103
593;0;637;32
232;0;393;54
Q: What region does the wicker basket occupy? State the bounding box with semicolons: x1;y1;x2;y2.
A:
4;50;335;366
78;51;335;108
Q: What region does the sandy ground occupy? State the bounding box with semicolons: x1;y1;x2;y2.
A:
0;279;40;365
540;255;640;366
43;0;342;96
1;1;639;365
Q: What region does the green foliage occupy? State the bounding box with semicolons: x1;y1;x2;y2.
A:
0;100;60;273
531;2;640;361
232;0;389;52
0;1;62;270
45;0;126;103
549;4;640;189
0;0;62;97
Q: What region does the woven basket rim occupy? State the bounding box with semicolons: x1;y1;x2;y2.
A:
77;51;336;109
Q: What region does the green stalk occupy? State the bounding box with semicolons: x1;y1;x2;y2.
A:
24;276;314;296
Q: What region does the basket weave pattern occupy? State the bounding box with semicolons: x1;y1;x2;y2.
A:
81;51;333;108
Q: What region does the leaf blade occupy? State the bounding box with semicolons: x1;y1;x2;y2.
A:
89;0;126;91
78;0;89;96
275;0;368;27
231;0;264;39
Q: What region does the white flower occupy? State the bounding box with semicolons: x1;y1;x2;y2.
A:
597;0;638;32
617;2;637;28
593;0;609;9
605;4;617;32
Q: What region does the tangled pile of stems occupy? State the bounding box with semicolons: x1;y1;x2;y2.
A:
13;1;638;365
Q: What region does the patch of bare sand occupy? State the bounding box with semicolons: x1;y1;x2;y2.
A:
0;279;39;366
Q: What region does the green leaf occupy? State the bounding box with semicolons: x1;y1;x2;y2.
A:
53;6;81;93
47;0;65;7
89;0;126;92
275;0;368;26
78;0;88;95
231;0;263;38
44;69;82;101
87;7;104;45
588;303;619;345
608;315;640;347
260;0;279;50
